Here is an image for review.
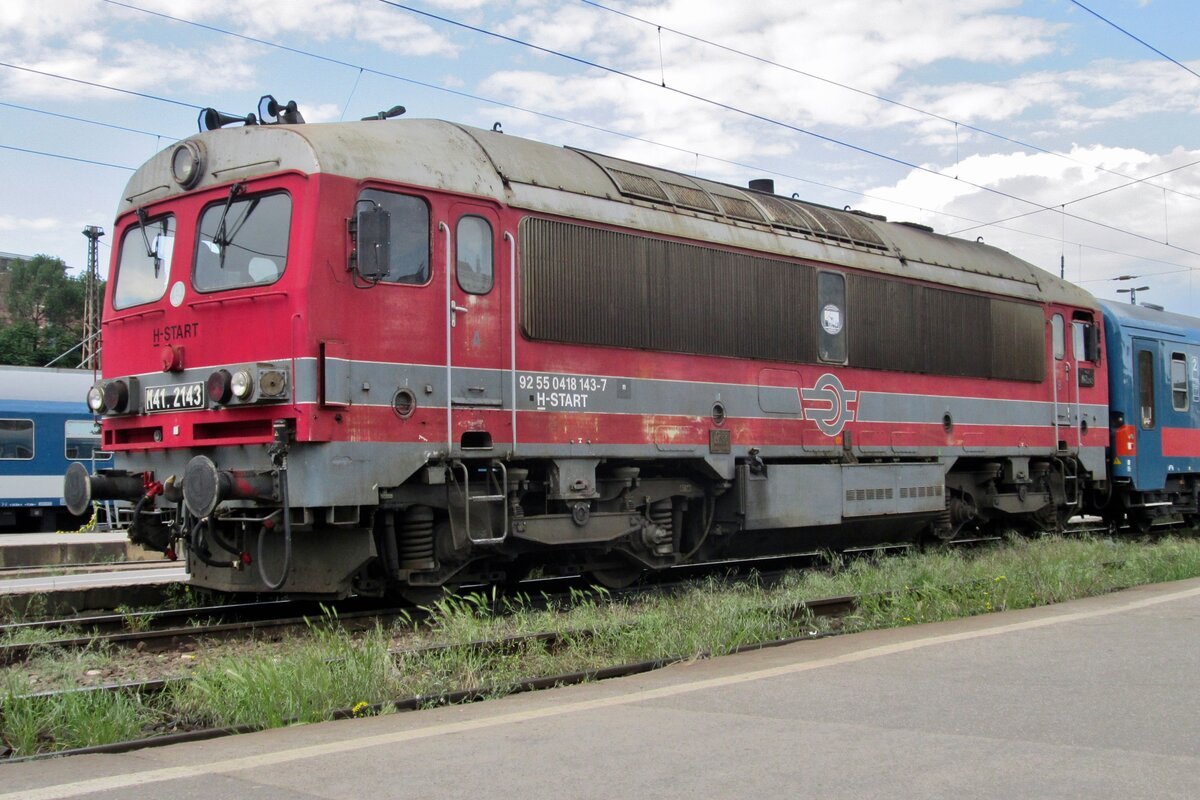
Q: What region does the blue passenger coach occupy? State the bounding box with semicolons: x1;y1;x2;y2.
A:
1102;300;1200;529
0;366;110;531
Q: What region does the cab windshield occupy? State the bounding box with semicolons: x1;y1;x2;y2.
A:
194;191;291;292
113;213;175;309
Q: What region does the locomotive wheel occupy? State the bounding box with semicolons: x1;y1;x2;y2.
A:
588;566;644;589
398;584;455;606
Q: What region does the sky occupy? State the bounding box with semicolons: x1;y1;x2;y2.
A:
2;0;1199;314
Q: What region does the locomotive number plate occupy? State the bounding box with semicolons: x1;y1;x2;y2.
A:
144;382;205;413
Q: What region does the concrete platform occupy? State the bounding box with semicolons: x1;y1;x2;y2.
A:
4;577;1199;798
0;530;156;569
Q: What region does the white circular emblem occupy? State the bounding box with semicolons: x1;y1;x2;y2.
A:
169;281;185;307
821;303;843;335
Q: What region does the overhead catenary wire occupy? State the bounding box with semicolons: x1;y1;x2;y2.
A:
580;0;1200;206
947;157;1200;236
4;75;1187;279
0;61;204;110
98;0;1200;266
0;101;176;141
1069;0;1200;82
0;143;134;172
10;0;1198;281
378;1;1200;261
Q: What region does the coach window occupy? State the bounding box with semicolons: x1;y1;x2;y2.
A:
1052;314;1065;360
817;271;847;363
114;213;175;309
0;419;33;460
1138;350;1155;429
1171;353;1189;412
65;420;111;461
357;189;430;284
456;215;494;295
194;191;291;292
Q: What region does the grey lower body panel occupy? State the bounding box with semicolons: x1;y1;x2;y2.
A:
739;462;945;530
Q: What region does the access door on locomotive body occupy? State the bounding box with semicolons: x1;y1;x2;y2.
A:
443;202;510;447
1049;307;1105;457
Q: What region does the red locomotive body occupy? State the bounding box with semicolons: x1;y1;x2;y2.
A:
66;117;1108;597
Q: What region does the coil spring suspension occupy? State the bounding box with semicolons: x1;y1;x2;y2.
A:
648;499;673;532
642;499;675;556
398;505;436;571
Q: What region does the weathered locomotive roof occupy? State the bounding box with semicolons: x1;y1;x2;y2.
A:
120;118;1096;309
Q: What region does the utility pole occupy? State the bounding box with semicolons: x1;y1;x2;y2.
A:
1113;275;1150;307
81;226;104;370
1116;285;1149;305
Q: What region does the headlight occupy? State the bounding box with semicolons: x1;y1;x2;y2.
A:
170;141;205;189
231;369;254;400
87;384;106;413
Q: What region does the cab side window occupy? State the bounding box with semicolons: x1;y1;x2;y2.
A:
357;189;430;284
1072;315;1100;363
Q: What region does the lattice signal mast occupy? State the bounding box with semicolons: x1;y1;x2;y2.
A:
81;225;104;370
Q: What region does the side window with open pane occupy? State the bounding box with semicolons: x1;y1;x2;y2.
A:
1171;353;1189;412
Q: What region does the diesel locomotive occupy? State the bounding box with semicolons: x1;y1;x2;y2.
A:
65;102;1167;599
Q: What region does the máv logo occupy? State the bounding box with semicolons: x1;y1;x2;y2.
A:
800;373;858;437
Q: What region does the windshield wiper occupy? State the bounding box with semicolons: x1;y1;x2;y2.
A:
135;207;163;277
212;182;246;269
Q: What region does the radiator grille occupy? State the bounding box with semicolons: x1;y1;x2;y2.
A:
521;217;1045;382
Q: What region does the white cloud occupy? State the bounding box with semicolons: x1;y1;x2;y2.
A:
856;145;1200;308
300;103;343;124
131;0;462;56
0;215;60;232
476;0;1072;168
0;40;261;102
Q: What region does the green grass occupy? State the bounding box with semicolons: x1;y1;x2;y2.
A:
4;534;1200;758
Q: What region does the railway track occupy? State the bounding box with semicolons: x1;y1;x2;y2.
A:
0;545;854;667
0;522;1176;673
0;588;861;762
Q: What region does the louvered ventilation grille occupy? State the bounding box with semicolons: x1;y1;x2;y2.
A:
662;182;719;212
846;487;896;502
712;193;766;221
609;168;669;202
899;486;945;499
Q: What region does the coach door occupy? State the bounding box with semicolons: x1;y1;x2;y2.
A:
443;205;507;449
1133;338;1162;489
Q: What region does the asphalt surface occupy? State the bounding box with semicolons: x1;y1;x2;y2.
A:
3;578;1199;799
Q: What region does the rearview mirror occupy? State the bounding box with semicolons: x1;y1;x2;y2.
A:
354;203;391;281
